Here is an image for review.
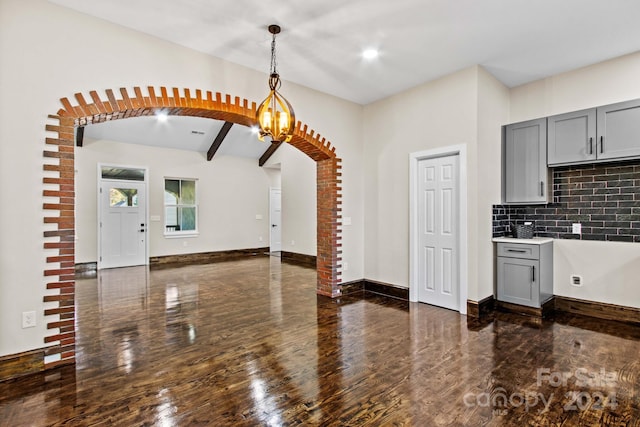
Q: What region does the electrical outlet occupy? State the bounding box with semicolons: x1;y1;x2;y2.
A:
572;223;582;234
183;241;188;247
570;274;583;287
342;261;349;271
22;311;36;328
259;236;263;242
291;240;295;246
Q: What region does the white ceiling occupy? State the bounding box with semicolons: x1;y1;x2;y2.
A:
49;0;640;105
84;116;268;159
53;0;640;156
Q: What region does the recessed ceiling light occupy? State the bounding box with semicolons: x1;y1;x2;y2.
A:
156;112;168;122
362;48;379;60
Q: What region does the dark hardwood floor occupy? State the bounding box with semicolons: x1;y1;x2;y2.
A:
1;257;640;426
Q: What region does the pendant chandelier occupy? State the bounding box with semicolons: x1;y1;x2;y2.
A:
256;24;295;143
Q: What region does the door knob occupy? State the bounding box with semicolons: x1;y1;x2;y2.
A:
272;224;277;227
139;229;145;232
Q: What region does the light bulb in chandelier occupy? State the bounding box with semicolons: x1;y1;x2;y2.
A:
256;25;295;143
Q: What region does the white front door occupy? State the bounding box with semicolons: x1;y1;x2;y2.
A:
270;188;282;252
99;180;146;269
418;155;459;310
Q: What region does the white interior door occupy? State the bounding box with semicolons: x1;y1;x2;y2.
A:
99;180;147;269
270;188;282;252
418;155;459;310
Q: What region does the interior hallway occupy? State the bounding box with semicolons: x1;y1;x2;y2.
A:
1;257;639;426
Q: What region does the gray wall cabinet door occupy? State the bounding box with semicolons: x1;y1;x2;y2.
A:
503;118;547;204
597;99;640;160
497;257;540;308
548;109;596;166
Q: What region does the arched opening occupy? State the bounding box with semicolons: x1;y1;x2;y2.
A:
42;86;342;367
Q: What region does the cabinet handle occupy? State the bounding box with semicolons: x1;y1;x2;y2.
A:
507;249;527;253
589;137;593;155
600;136;604;154
540;181;544;196
531;265;535;283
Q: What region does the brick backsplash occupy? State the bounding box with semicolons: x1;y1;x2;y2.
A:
493;160;640;242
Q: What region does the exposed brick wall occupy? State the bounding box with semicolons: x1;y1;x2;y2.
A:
493;160;640;242
42;86;343;368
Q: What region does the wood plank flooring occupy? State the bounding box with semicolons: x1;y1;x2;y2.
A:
1;257;640;426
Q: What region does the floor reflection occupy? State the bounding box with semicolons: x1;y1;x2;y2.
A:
1;258;640;425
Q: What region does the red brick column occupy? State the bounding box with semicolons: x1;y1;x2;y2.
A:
316;158;342;297
42;115;77;367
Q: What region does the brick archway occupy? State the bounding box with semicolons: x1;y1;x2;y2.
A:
42;86;342;368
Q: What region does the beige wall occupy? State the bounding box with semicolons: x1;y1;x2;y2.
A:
510;51;640;308
0;0;363;357
76;139;273;262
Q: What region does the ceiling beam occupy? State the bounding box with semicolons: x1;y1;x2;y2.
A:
76;126;85;147
206;121;234;161
258;141;283;167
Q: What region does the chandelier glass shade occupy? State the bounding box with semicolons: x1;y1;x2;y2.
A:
256;25;295;143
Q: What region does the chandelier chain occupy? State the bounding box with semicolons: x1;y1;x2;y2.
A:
270;33;278;76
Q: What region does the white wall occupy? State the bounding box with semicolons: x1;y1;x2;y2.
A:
363;67;479;290
0;0;363;357
362;66;510;303
265;144;317;257
554;240;640;308
510;52;640;308
76;139;272;262
510;52;640;122
476;67;511;299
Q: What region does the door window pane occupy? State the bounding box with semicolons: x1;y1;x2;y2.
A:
110;188;138;207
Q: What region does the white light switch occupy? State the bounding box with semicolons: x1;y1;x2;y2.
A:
150;215;161;222
255;214;263;220
342;217;352;226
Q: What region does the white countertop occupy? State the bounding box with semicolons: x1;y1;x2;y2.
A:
492;236;554;245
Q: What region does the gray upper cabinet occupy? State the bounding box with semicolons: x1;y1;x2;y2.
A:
503;118;548;204
547;109;596;166
547;98;640;166
597;99;640;160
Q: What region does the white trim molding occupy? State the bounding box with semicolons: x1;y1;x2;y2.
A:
409;145;468;315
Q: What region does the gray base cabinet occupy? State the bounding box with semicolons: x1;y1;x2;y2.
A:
497;240;553;308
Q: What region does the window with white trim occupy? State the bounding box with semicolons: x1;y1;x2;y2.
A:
164;178;198;235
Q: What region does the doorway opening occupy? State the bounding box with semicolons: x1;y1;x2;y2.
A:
97;165;148;269
269;188;282;254
41;86;343;367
